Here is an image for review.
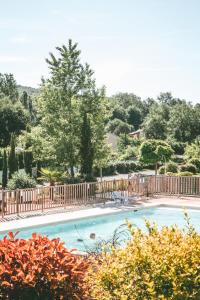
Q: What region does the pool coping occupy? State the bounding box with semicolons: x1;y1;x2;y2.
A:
0;201;199;236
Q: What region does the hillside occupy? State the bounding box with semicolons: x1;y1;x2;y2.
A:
17;85;39;97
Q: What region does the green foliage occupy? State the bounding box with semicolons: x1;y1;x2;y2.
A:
184;140;200;160
179;164;197;174
7;171;36;190
87;220;200;299
188;158;200;172
0;98;28;147
178;171;194;176
127;106;142;130
80;112;94;178
99;160;141;176
139;140;174;166
2;149;8;188
169;140;186;155
159;162;178;174
108;118;133;136
17;152;24;169
8;134;18;179
38;40;108;176
38;168;64;185
166;162;178;173
119;145;137;160
158;165;165;174
0;73;18;101
168;103;199;143
23;150;33;176
143;113;167;140
19;126;55;167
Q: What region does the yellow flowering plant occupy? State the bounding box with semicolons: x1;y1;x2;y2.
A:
86;213;200;300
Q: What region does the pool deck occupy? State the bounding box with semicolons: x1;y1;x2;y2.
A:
0;195;199;235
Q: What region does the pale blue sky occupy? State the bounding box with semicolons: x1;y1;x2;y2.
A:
0;0;200;102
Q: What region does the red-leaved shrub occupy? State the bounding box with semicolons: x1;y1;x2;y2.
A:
0;232;88;300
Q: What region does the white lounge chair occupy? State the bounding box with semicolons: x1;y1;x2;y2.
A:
111;191;128;204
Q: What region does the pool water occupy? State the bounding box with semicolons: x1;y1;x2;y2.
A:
3;207;200;251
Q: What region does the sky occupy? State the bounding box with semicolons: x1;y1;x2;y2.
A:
0;0;200;102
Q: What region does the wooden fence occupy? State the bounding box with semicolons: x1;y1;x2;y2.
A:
0;175;199;217
128;175;200;197
0;179;128;217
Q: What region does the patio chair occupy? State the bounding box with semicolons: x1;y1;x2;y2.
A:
111;191;128;204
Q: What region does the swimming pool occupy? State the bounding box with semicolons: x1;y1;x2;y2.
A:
2;206;200;251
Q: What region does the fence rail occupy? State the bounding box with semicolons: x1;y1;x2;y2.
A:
0;175;200;217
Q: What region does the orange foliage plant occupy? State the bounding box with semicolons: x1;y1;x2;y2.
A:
0;232;88;300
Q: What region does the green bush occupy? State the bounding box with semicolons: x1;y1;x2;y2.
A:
179;163;197;174
87;220;200;300
159;162;178;174
166;172;177;176
166;162;178;173
7;171;36;190
189;158;200;172
178;171;193;177
98;160;142;176
169;141;186;155
158;166;165;174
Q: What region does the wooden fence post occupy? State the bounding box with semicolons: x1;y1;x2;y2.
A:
2;189;5;218
64;184;66;209
16;189;19;217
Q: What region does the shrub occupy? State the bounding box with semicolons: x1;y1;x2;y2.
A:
165;162;178;173
86;220;200;300
166;172;177;176
7;171;36;190
189;158;200;172
158;165;165;174
178;171;193;176
179;163;197;174
169;141;186;155
0;233;88;300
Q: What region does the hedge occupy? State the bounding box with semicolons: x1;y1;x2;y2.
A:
96;160;142;176
179;164;197;174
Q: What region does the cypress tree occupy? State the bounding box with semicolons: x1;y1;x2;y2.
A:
2;149;7;188
80;112;94;179
8;134;18;179
24;150;33;176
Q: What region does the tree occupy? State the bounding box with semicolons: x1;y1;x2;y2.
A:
19;126;55;171
0;73;18;102
80;112;93;179
8;134;18;179
108;119;133;136
127;106;143;130
20;91;29;109
111;106;127;122
139;140;174;174
2;149;8;188
184;140;200;160
38;39;108;177
168;104;199;142
143;115;167;140
0;98;28;147
24;150;33;176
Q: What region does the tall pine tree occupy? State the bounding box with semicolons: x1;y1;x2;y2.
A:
8;134;18;179
80;112;94;179
2;149;7;188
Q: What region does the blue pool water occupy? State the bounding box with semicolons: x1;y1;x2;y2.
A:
2;207;200;251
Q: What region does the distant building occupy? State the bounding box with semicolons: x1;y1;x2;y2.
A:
129;129;144;139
